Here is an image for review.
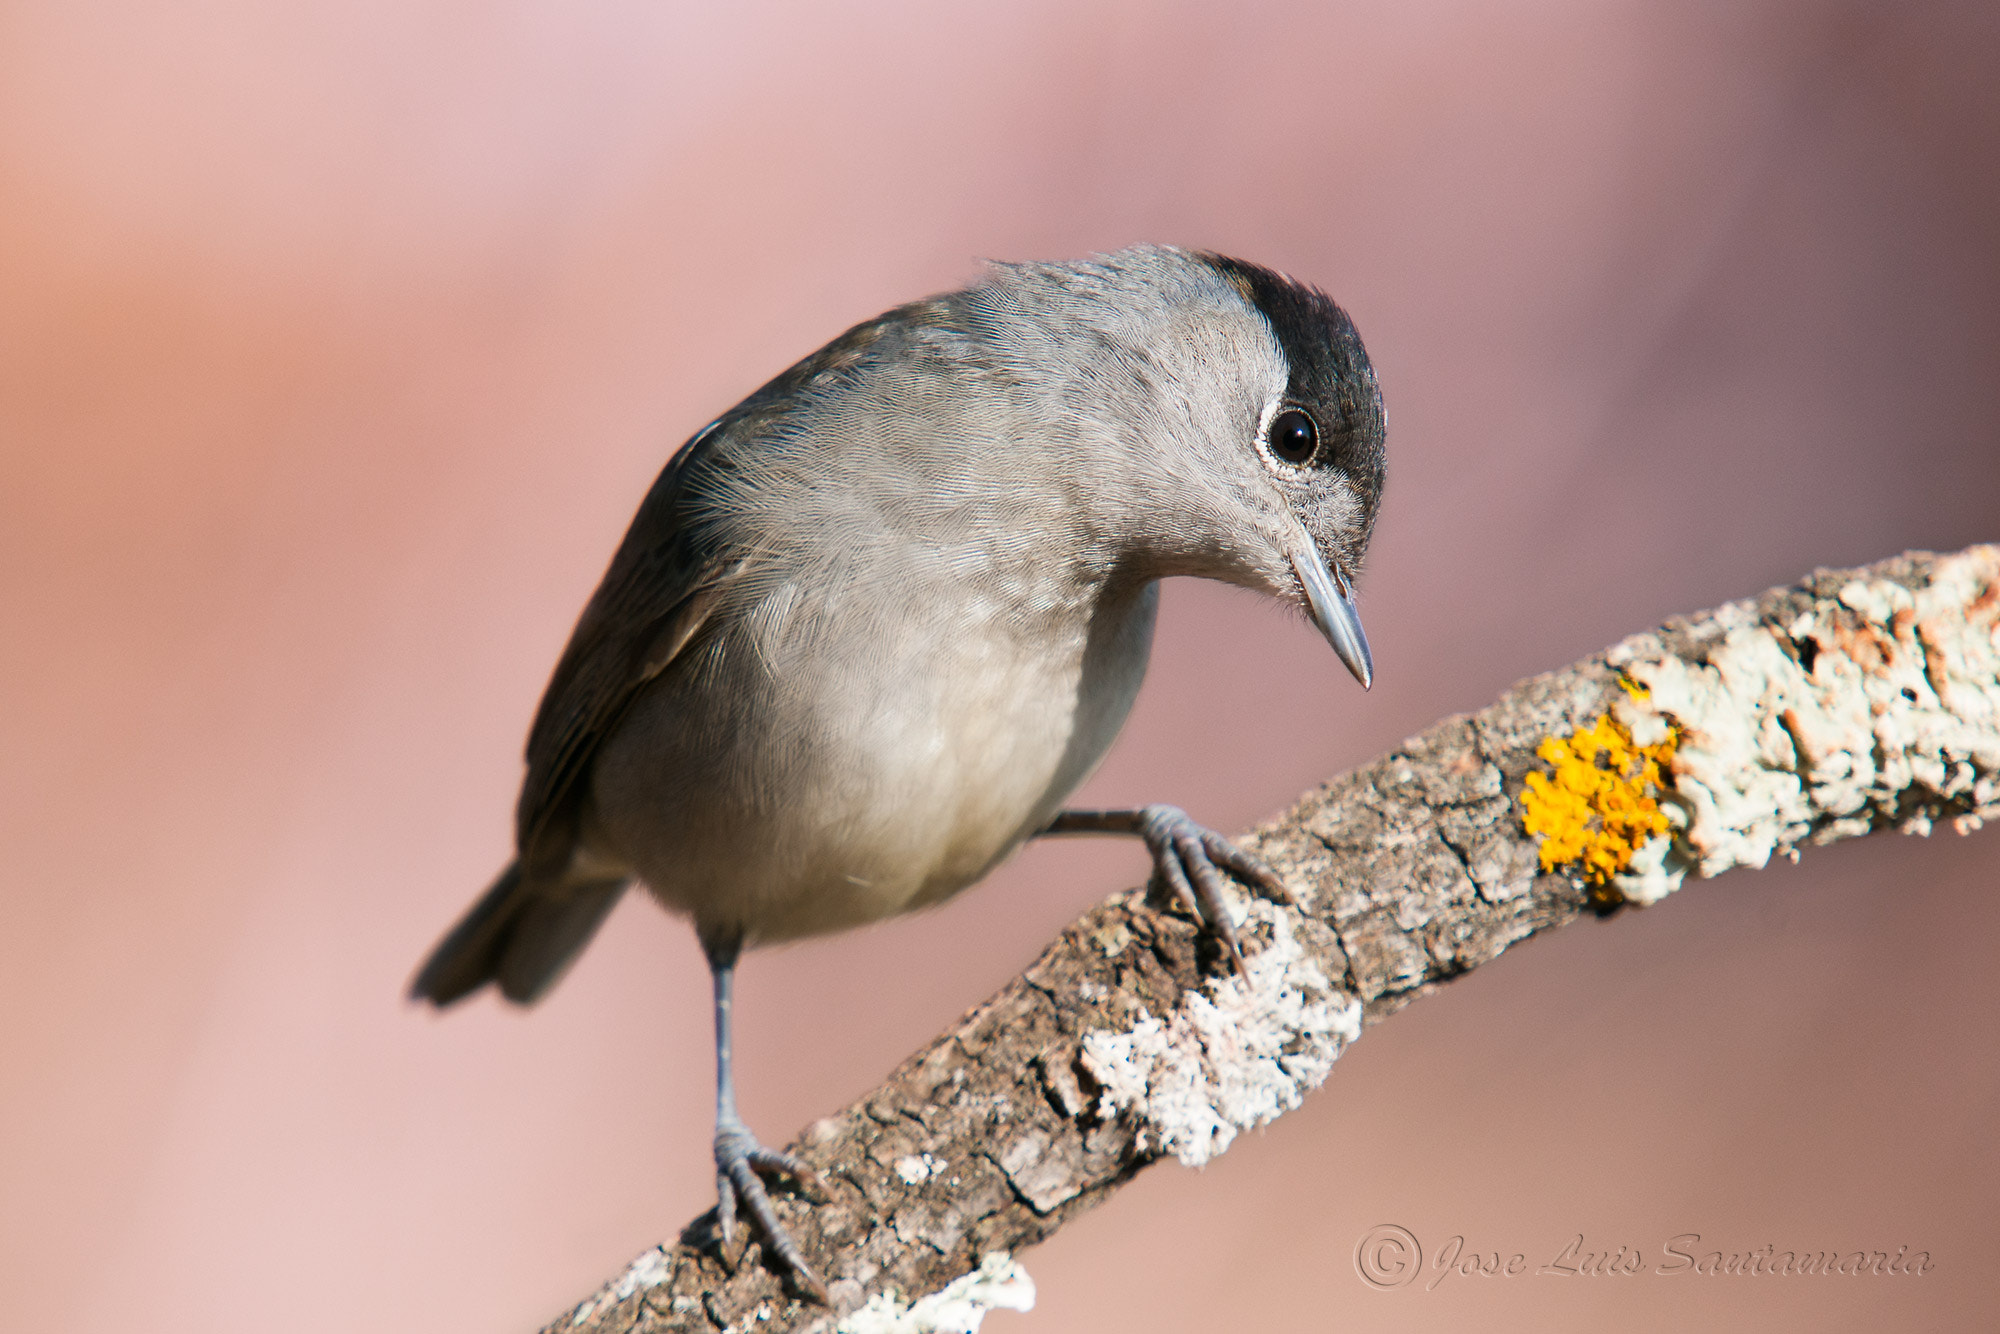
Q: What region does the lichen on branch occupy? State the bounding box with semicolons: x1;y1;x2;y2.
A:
1519;693;1679;885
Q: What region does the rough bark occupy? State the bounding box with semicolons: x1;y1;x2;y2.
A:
551;546;2000;1334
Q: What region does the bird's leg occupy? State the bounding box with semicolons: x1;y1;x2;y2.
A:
1038;805;1293;981
702;932;830;1304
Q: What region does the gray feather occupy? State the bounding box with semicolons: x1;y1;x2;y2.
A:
410;861;627;1007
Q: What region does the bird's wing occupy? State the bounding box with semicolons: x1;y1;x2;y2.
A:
514;420;745;865
511;310;916;866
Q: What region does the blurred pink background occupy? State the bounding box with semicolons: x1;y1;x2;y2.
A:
4;2;1997;1331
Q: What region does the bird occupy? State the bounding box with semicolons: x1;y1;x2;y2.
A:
411;243;1385;1301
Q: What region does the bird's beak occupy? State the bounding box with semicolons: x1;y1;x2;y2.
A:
1292;546;1373;690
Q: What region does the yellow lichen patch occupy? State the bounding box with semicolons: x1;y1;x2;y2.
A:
1521;699;1679;884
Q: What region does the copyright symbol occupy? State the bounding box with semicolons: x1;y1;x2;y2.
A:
1354;1223;1422;1289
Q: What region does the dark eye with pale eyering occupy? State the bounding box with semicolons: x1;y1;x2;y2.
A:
1266;407;1319;467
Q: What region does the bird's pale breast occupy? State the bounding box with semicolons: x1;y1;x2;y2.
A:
583;554;1157;946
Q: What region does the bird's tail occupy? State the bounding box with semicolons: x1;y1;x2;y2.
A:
410;861;627;1007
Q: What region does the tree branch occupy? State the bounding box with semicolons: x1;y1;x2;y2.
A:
551;546;2000;1334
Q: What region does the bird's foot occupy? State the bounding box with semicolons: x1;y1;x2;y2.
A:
712;1120;830;1303
1130;804;1292;981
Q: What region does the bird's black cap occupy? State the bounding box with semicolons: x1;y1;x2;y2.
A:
1195;252;1386;501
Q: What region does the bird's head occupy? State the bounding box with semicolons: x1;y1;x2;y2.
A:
846;246;1386;687
981;247;1384;687
1191;251;1385;688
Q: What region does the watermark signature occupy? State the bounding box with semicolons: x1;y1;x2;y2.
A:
1353;1225;1935;1292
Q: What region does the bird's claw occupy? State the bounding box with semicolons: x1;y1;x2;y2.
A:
712;1124;830;1303
1131;804;1292;981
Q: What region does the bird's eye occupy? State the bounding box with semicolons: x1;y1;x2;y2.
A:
1266;408;1319;467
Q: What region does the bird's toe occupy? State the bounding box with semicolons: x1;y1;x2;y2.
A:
712;1126;830;1303
1134;805;1292;980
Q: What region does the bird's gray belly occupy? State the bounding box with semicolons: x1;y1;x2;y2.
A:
583;580;1158;945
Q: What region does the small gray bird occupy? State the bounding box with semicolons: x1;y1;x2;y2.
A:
413;244;1385;1299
